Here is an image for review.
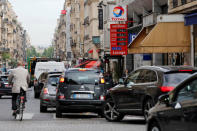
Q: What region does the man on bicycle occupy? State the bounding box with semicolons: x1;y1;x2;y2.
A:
8;61;30;116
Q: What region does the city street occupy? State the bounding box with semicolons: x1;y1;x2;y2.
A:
0;88;146;131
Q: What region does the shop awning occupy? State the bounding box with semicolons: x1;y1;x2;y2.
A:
85;61;101;68
74;60;90;68
128;28;149;54
128;22;191;54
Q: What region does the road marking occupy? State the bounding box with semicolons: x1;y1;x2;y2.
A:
22;113;34;120
53;113;56;120
124;116;144;120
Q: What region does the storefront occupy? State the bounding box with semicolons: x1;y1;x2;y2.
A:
185;13;197;67
128;15;191;66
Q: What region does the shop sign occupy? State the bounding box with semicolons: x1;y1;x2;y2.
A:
98;9;103;30
110;24;128;55
128;34;136;45
109;5;127;21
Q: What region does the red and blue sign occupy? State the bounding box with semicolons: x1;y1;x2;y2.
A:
113;6;125;17
110;24;128;56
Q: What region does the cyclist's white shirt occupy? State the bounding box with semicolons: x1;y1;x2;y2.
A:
8;66;30;93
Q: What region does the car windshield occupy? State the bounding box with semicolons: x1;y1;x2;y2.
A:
65;71;100;85
163;73;192;87
48;76;60;85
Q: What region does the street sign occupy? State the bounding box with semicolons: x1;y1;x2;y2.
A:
110;24;128;56
61;10;66;15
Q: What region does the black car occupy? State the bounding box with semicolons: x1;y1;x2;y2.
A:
103;66;197;122
0;75;12;98
40;73;61;112
56;68;106;118
147;72;197;131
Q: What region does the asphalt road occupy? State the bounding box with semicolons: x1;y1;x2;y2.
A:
0;88;146;131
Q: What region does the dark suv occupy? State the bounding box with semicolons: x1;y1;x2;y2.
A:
56;68;106;118
103;66;197;122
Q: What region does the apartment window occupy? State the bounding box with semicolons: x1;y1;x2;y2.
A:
181;0;187;5
173;0;178;8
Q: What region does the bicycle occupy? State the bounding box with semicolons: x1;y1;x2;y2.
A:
13;89;25;121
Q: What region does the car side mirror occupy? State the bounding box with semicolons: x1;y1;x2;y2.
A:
158;94;170;106
95;80;99;85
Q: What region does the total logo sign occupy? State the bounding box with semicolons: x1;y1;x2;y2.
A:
110;5;127;21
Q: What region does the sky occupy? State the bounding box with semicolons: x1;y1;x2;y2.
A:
10;0;65;47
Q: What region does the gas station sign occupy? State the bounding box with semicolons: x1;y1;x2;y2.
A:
110;24;128;55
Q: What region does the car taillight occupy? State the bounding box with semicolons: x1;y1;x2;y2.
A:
160;86;175;92
179;70;193;72
100;78;105;84
59;77;64;83
100;95;105;100
58;95;65;99
43;88;49;94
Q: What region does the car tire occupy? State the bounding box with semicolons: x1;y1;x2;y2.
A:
56;102;62;118
40;105;47;112
144;99;154;121
103;98;124;122
149;121;161;131
0;95;2;99
34;92;40;98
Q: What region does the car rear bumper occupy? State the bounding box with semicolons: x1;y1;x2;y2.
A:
0;88;12;95
41;95;56;107
57;99;104;112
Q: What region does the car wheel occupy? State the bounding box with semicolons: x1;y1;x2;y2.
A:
34;92;40;98
144;99;154;121
149;122;161;131
56;102;62;118
40;105;47;112
103;98;124;122
0;95;2;98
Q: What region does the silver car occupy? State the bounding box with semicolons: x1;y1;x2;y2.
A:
40;73;61;112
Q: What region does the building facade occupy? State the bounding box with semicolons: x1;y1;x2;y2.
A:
168;0;197;67
0;0;30;66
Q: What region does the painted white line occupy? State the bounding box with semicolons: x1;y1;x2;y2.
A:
53;113;56;120
124;116;144;120
21;113;34;120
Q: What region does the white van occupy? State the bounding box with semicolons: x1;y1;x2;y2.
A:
34;61;65;80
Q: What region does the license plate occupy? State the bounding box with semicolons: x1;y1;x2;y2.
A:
72;94;92;99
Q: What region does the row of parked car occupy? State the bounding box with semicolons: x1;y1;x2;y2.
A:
33;65;197;131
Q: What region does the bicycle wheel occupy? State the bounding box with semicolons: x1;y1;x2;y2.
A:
14;96;20;120
18;97;24;121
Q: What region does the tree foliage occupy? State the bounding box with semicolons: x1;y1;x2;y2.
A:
42;46;54;58
26;46;41;58
2;52;10;61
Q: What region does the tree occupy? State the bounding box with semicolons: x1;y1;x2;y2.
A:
2;52;10;68
42;46;54;58
26;46;41;58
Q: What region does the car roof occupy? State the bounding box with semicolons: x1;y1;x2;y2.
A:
48;74;61;77
137;66;197;72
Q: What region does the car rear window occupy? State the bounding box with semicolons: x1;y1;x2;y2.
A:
163;73;193;87
48;75;60;85
65;71;100;85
